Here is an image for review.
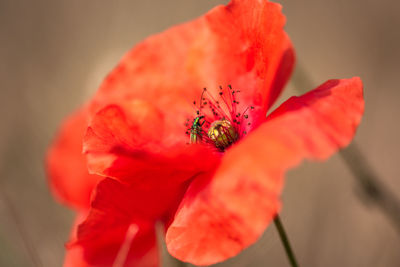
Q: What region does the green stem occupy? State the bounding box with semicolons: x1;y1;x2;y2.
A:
274;214;299;267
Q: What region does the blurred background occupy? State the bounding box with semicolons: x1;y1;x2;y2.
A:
0;0;399;266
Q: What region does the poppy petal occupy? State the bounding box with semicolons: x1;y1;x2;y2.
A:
90;0;294;127
72;221;158;267
83;100;220;184
166;77;364;265
74;220;157;267
64;213;91;267
71;177;180;267
267;78;364;152
46;107;102;210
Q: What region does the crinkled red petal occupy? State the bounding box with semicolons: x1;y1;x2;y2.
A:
46;107;102;210
166;77;364;265
73;221;158;267
64;213;90;267
267;78;364;154
90;0;294;127
83;100;220;184
71;177;190;267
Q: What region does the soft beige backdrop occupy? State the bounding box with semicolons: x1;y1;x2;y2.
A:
0;0;399;266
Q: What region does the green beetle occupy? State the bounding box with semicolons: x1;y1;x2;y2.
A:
190;115;205;144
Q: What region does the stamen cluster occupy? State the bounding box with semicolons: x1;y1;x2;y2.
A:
185;85;254;152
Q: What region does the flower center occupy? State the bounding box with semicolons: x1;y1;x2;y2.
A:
207;119;238;150
185;85;254;152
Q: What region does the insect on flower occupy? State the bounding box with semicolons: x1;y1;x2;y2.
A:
186;86;254;151
189;115;205;144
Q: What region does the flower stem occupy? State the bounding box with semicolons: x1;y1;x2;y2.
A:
274;214;299;267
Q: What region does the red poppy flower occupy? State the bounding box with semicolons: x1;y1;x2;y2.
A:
46;0;364;266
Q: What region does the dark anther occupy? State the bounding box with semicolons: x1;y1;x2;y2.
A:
196;111;200;115
244;115;248;119
193;101;196;105
228;85;232;89
219;92;223;95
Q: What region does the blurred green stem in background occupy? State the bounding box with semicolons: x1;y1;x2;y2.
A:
274;214;299;267
340;143;400;233
292;63;400;235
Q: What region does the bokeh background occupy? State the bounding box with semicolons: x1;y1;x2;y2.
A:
1;0;399;266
